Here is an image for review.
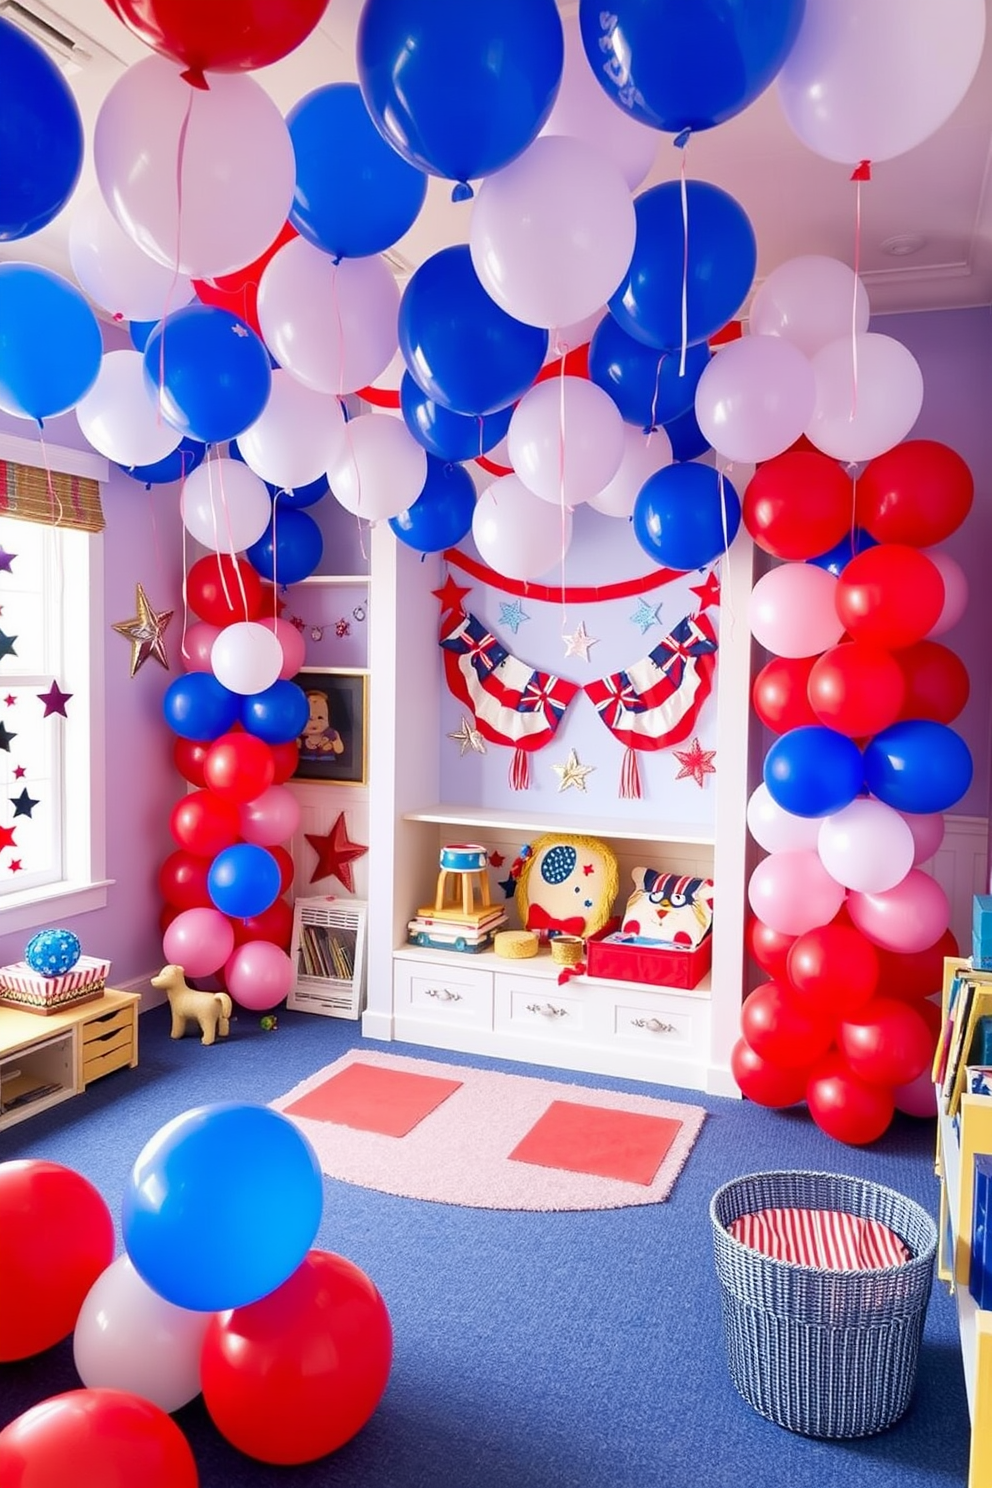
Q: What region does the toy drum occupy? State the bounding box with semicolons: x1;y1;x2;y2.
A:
439;843;488;872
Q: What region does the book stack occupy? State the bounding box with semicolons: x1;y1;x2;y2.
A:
934;964;992;1119
296;923;357;983
407;904;507;954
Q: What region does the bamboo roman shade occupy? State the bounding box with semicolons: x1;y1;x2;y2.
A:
0;460;105;534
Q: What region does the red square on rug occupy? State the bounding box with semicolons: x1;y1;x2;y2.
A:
284;1062;463;1137
508;1100;682;1186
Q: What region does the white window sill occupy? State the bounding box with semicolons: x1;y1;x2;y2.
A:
0;880;114;937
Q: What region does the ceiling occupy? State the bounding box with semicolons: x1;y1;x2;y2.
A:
4;0;992;321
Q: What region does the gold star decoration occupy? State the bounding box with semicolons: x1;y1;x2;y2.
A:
673;737;716;788
562;620;598;663
112;584;174;678
552;748;594;793
448;716;487;756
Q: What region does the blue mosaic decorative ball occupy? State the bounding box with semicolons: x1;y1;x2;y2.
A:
25;928;81;977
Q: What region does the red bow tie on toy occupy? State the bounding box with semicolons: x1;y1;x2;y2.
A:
526;906;586;937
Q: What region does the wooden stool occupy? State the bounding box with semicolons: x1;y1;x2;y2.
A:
434;843;491;918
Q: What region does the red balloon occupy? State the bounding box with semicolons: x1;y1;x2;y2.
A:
876;928;959;1002
855;440;974;547
786;924;879;1018
203;731;276;803
743;451;853;560
752;655;819;734
269;740;300;784
187;554;264;628
740;981;835;1069
896;640;971;724
269;843;295;897
731;1037;812;1108
193;221;296;336
172;736;209;787
807;641;905;739
201;1249;393;1465
0;1162;114;1361
835;544;945;650
837;997;936;1087
169;789;241;857
103;1;329;85
157;849;212;910
230;896;294;950
0;1388;198;1488
806;1053;895;1145
745;917;797;983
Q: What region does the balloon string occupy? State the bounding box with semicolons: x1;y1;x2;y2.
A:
717;464;735;638
850;162;871;422
180;521;191;661
677;132;691;378
555;333;569;631
647;353;665;435
215;456;250;619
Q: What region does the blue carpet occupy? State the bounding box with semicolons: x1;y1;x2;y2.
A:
0;1004;970;1488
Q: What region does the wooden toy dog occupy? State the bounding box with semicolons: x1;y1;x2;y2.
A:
152;963;233;1046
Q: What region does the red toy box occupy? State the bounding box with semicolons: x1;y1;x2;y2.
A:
586;932;712;991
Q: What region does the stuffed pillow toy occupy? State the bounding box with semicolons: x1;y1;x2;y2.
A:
620;868;714;949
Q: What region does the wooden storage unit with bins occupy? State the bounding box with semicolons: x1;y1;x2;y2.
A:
0;990;140;1131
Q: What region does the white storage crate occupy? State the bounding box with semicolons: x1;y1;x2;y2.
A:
288;897;367;1019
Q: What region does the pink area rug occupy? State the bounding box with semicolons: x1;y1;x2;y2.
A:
272;1050;706;1211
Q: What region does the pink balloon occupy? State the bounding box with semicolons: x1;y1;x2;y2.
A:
224;940;293;1010
893;1065;938;1119
925;550;969;637
163;907;236;978
268;617;306;680
848;869;950;953
181;622;221;673
748;563;845;659
238;784;301;847
747;850;847;937
898;810;945;866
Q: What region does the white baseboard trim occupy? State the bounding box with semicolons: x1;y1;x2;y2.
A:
921;814;988;954
118;972;167;1013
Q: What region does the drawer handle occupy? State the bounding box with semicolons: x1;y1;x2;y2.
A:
632;1017;676;1034
526;1002;568;1019
425;987;462;1003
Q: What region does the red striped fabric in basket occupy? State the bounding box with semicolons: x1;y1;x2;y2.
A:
728;1207;910;1270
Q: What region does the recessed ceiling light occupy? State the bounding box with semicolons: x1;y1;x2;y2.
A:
880;233;927;257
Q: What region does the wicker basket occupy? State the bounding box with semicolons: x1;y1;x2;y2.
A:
710;1170;937;1440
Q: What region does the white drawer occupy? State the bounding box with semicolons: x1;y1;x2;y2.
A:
610;988;711;1060
494;975;591;1039
394;959;493;1029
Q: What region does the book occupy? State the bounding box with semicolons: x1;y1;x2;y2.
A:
945;982;992;1119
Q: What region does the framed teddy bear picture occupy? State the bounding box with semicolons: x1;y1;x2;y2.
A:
513;833;619;941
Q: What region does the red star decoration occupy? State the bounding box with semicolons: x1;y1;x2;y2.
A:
690;571;721;611
38;680;72;717
3;695;14;707
305;812;368;892
12;765;25;779
0;824;16;851
432;574;471;615
488;850;505;868
673;737;717;789
8;859;21;873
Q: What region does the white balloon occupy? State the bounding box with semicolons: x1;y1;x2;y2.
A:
327;413;427;520
805;334;924;463
73;1255;210;1414
694;335;816;464
472;475;573;581
587;424;672;518
817;798;916;894
470;135;636;331
180;457;272;552
747;783;823;855
748;256;870;359
509;378;625;506
778;0;986;165
211;621;284;695
540;15;658;190
68;190;194;323
236;371;346;491
94;57;295;278
75;351;182;467
258;240;400;396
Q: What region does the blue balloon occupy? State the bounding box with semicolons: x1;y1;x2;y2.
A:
400;246;548;416
143;304;272;444
128;319;159;353
608;181;756;351
358;0;563;195
579;0;805;134
400;372;513;461
118;437;206;488
807;528;878;578
246;507;323;585
390;456;477;552
228;440;329;508
289;82;427;259
0;264;102;422
589;314;710;430
633;462;740;572
122;1102;323;1311
0;16;83;241
863;721;974;816
208;843;281;920
163;673;241;742
764;727;864;818
242;680;309;745
663;404;710;462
